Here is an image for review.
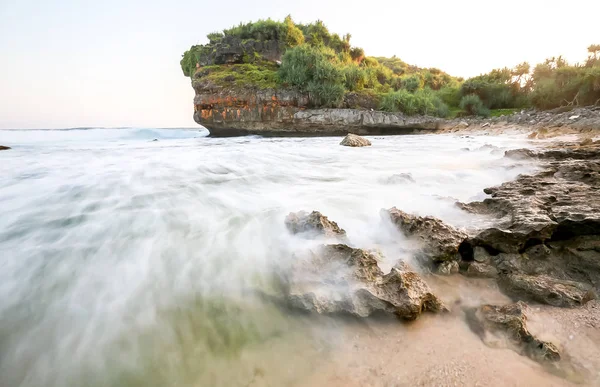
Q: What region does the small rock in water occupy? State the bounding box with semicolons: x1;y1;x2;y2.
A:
382;173;415;185
0;145;11;151
340;133;371;147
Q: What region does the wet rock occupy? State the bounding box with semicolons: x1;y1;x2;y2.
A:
385;207;468;265
465;301;561;363
438;261;459;275
504;148;537;159
458;144;600;305
466;262;498;278
500;274;596;307
0;145;10;151
287;244;446;319
473;246;491;263
285;211;346;239
340;133;371;147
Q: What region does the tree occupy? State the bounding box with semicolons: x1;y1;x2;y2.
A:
588;44;600;59
512;62;530;84
283;15;304;48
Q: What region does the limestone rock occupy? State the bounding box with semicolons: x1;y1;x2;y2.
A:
385;207;468;265
287;244;446;319
466;262;498;278
465;301;561;363
340;133;371;147
500;274;596;307
285;211;346;239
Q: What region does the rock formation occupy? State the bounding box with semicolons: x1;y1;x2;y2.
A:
285;211;346;239
287;244;446;319
284;212;445;320
465;301;561;363
0;145;10;151
339;133;371;147
384;207;468;271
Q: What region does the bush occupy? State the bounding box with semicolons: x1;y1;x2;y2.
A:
459;94;490;117
379;89;449;117
283;15;304;48
278;44;345;107
437;86;461;107
401;75;422;92
343;64;367;91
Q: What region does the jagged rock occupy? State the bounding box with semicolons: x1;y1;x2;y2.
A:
500;274;596;307
385;207;467;265
456;144;600;305
465;301;561;363
285;211;346;239
287;244;446;319
438;261;459;275
0;145;10;151
340;133;371;147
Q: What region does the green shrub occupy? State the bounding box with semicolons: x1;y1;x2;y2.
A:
379;89;449;117
401;75;422;92
459;94;490;117
343;64;368;91
437;86;461;107
278;44;345;107
283;15;304;48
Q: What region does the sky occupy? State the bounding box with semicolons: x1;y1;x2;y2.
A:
0;0;598;129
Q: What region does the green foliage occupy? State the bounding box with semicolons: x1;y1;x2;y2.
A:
401;75;422;92
459;94;490;117
283;15;304;48
222;18;284;41
278;44;345;107
198;63;278;89
343;63;368;91
437;85;462;107
182;18;600;113
380;89;449;117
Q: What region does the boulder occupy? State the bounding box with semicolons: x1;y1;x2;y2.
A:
385;207;467;265
465;301;560;363
285;211;346;239
340;133;371;147
500;274;596;308
0;145;10;151
287;244;446;319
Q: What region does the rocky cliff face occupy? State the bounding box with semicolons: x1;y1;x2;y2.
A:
192;79;442;137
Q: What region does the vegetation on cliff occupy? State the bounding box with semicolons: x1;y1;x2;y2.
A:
181;17;600;117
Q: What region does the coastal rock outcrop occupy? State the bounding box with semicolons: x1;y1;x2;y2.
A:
285;211;346;239
192;77;443;136
287;244;446;319
384;207;468;270
340;133;371;147
0;145;10;151
465;301;561;363
284;211;445;319
456;143;600;306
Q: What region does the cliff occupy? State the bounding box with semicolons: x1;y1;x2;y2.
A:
192;77;442;137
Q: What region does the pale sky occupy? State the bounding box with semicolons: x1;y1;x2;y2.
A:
0;0;598;129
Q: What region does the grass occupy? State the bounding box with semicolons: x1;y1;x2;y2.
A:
489;108;520;117
196;62;279;90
